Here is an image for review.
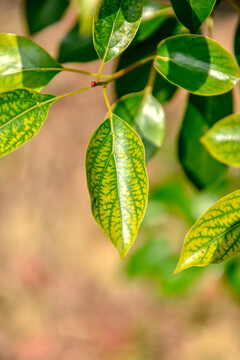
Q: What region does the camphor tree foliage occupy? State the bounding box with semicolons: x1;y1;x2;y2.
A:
1;0;240;276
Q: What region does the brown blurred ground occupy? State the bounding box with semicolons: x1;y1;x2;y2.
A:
0;0;239;359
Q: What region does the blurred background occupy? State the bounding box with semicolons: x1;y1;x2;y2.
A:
0;0;240;359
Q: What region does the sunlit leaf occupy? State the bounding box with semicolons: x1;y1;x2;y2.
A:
58;22;98;63
112;92;165;161
93;0;143;62
201;113;240;167
170;0;217;33
0;34;62;92
86;114;148;258
0;88;56;157
178;92;233;189
154;35;239;95
115;17;180;102
25;0;69;34
175;189;240;273
126;238;203;296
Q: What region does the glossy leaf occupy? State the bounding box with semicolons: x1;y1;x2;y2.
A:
25;0;69;34
175;189;240;273
234;21;240;67
134;0;172;43
154;35;239;95
0;88;56;157
126;238;203;296
112;92;165;161
201;113;240;167
178;92;233;189
93;0;143;62
86;114;148;258
58;22;98;63
0;34;62;92
170;0;217;33
115;17;180;102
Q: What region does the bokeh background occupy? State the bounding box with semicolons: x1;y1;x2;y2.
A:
0;0;240;359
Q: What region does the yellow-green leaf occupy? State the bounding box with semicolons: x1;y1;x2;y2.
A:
85;114;148;258
0;34;62;92
201;113;240;167
0;88;56;157
175;190;240;273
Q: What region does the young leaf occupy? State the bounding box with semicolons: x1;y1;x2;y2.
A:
0;34;62;93
112;92;165;161
93;0;143;62
178;92;233;190
58;22;98;63
201;113;240;167
154;35;239;96
85;114;148;258
170;0;217;33
25;0;69;34
0;88;56;157
175;189;240;273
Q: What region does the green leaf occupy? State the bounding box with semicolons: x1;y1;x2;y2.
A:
0;88;56;157
93;0;143;62
154;34;239;95
170;0;217;33
112;92;165;161
25;0;69;34
234;20;240;67
133;0;172;43
85;114;148;258
175;189;240;273
126;238;203;296
0;34;62;93
178;92;233;189
115;17;180;102
58;22;98;63
201;113;240;167
149;178;196;225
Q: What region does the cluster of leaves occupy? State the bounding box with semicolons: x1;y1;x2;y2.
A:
1;0;240;274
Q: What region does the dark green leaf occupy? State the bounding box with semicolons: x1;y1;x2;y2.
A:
58;22;98;63
25;0;69;34
126;238;203;296
0;88;56;157
93;0;143;62
154;35;239;95
0;34;62;92
170;0;217;33
112;92;165;161
234;20;240;67
201;113;240;167
178;92;233;190
115;17;180;102
86;114;148;258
